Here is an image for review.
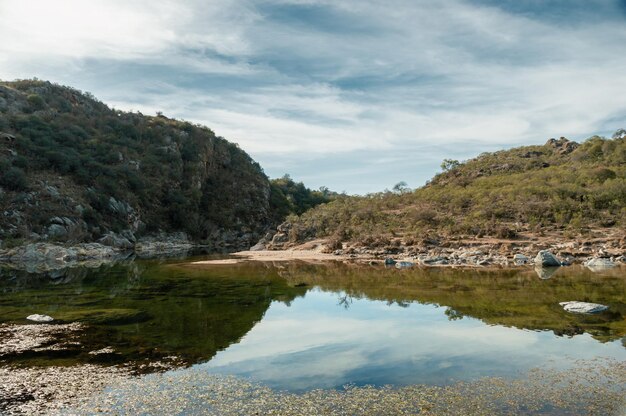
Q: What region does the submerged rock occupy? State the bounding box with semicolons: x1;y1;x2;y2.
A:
559;301;608;314
26;314;54;323
534;250;561;267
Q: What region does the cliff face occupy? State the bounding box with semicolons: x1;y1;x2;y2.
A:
0;80;271;249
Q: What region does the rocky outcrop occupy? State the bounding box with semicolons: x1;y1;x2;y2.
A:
135;233;194;258
98;231;135;250
0;242;129;272
545;137;578;155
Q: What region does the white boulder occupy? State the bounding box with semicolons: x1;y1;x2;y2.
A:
559;301;608;314
26;314;54;322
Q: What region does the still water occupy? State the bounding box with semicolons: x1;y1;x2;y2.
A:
1;258;625;391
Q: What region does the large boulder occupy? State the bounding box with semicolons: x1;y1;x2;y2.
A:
47;224;68;239
534;250;561;267
559;301;608;314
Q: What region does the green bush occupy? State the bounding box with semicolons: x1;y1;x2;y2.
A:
0;167;28;191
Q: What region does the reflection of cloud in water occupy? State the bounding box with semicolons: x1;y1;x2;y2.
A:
199;290;626;390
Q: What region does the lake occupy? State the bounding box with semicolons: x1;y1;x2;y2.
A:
1;257;624;395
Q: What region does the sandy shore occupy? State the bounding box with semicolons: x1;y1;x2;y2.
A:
192;249;354;265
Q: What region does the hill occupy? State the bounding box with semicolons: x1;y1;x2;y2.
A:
0;80;328;252
274;133;626;254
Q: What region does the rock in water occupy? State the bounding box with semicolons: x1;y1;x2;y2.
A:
584;258;616;271
559;301;608;314
534;250;561;267
395;261;414;269
513;254;529;265
27;314;54;322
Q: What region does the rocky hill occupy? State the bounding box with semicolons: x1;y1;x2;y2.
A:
0;80;276;252
273;132;626;254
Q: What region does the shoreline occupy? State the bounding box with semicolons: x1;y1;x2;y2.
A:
191;236;626;269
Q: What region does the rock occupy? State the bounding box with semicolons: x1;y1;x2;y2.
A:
98;232;134;250
420;256;449;265
513;253;529;265
384;258;397;265
534;250;561;267
395;261;415;269
249;239;267;251
535;266;559;280
47;224;68;239
584;258;616;271
26;314;54;323
545;137;578;155
270;233;289;245
135;233;193;258
559;301;608;314
120;230;137;244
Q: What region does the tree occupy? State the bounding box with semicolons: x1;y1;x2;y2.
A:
392;181;410;194
440;158;460;172
612;128;626;140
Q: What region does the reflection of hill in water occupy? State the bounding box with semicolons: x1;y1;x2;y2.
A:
0;260;307;370
272;262;626;343
0;260;623;371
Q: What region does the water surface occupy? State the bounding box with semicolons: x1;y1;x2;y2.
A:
0;259;624;390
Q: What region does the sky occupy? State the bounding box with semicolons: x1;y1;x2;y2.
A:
1;0;625;194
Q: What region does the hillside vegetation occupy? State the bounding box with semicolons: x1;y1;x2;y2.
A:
0;80;328;249
287;133;626;244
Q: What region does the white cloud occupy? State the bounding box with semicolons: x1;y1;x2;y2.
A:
1;0;625;192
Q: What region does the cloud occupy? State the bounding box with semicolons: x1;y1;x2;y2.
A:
1;0;625;192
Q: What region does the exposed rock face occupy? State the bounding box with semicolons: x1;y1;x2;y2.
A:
534;250;561;267
559;301;608;314
545;137;579;155
98;231;134;250
135;233;194;258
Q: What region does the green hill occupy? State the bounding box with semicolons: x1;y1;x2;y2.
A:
285;133;626;245
0;80;328;250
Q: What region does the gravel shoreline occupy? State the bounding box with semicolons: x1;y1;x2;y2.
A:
50;358;626;416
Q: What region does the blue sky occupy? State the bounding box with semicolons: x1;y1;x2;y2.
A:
1;0;625;194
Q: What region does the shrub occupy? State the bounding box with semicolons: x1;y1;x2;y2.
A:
0;167;28;190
